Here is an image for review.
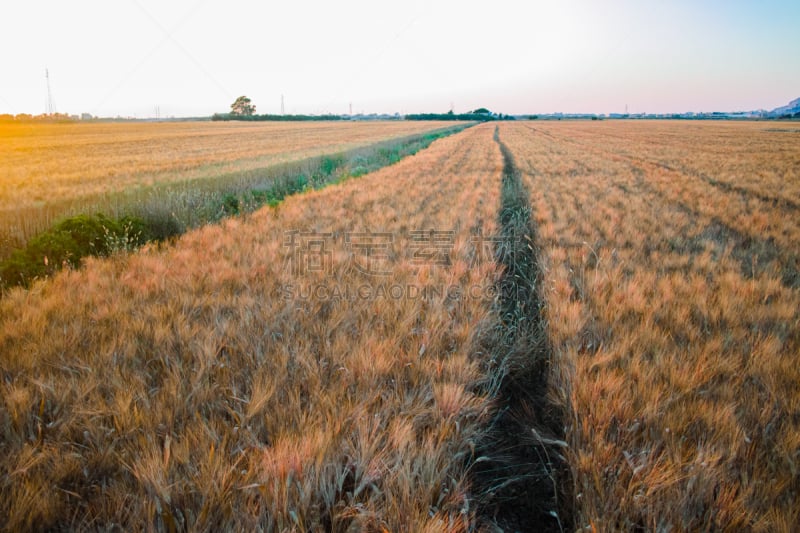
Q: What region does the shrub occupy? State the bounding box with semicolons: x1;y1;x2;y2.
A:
137;208;185;241
0;214;151;289
221;193;241;215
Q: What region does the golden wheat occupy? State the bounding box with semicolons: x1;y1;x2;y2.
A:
0;123;504;530
3;118;796;530
500;120;800;531
0;121;450;211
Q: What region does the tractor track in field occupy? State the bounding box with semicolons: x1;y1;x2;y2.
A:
471;126;571;532
526;123;800;212
523;124;800;288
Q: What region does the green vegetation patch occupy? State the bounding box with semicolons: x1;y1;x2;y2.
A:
0;214;151;288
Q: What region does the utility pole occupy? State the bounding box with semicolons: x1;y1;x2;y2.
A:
45;68;55;115
281;94;285;115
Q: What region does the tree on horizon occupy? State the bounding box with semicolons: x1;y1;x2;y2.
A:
230;96;256;116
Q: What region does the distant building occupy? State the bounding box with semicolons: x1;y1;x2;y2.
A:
81;113;93;120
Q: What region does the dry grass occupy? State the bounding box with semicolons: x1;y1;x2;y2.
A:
0;123;506;530
500;121;800;530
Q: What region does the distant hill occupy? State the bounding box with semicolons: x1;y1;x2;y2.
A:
769;97;800;117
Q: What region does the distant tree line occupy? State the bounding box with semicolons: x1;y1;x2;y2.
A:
212;113;345;122
405;108;515;121
216;95;345;121
0;113;77;123
405;113;490;121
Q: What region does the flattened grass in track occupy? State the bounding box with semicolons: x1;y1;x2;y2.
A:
471;126;569;531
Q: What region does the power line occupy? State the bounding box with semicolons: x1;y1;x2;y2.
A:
90;0;214;116
322;1;439;111
130;0;230;100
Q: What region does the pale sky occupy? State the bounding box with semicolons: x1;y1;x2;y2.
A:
1;0;798;117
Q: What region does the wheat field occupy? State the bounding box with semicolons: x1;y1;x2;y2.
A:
0;123;508;531
0;121;449;209
500;120;799;530
1;119;798;531
0;121;452;253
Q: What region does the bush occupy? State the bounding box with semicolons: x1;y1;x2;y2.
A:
319;154;345;176
0;214;151;289
221;193;240;215
137;208;184;241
